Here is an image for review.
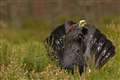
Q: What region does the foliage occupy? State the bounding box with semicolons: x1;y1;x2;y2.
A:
0;18;120;80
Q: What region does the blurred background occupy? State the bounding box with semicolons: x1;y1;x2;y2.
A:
0;1;120;80
0;0;120;27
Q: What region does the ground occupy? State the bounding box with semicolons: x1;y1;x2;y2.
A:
0;18;120;80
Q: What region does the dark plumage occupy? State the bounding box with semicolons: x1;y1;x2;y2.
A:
45;21;115;75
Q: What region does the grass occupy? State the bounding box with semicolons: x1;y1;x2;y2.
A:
0;18;120;80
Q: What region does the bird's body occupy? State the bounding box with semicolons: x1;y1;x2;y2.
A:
45;20;115;75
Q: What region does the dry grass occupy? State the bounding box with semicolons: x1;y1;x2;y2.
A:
0;18;120;80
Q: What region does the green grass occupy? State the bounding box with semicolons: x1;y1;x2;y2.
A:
0;18;120;80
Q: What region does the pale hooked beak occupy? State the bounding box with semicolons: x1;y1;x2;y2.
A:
78;20;87;27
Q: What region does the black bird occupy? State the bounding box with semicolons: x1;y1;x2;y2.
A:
45;20;115;75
